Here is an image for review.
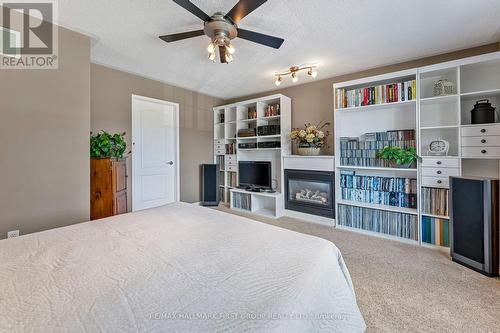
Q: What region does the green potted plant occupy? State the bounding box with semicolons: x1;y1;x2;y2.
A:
90;131;127;159
377;146;418;168
290;121;330;156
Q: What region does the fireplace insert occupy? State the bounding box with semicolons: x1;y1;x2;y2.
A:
285;169;335;218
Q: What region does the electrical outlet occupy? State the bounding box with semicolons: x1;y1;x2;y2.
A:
7;230;19;238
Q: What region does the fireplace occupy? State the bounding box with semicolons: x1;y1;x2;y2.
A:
285;169;335;218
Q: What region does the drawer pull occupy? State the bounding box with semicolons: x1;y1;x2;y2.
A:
436;161;442;165
437;180;442;184
481;150;487;154
481;129;486;133
437;170;442;175
481;139;487;144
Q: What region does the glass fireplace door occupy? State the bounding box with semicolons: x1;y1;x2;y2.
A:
288;179;331;207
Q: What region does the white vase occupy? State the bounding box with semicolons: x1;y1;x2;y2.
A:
297;147;321;156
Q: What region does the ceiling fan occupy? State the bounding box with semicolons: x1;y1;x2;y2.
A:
159;0;285;63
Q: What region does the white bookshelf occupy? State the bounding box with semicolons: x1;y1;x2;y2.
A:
213;94;291;218
334;51;500;248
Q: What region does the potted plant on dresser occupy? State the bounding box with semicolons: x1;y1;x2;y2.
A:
90;131;128;220
290;121;330;156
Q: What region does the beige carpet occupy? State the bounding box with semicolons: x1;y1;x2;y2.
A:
215;206;500;332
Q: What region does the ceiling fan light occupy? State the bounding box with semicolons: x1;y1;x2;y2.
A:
226;44;235;55
225;53;233;63
208;52;216;62
207;42;215;54
275;76;282;86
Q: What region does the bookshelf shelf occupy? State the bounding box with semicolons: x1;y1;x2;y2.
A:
338;165;418;173
338;200;418;215
460;88;500;98
421;213;449;220
420;94;458;104
421;125;459;130
336;100;416;113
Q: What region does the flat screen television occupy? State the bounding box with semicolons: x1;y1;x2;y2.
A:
238;161;272;190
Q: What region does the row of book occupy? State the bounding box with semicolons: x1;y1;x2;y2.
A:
227;171;237;188
232;193;251;211
341;189;417;209
421;187;449;217
340;140;416;151
219;170;225;187
216;156;225;171
226;143;236;155
340;174;418;193
338;204;418;240
422;216;450;247
337;80;417;109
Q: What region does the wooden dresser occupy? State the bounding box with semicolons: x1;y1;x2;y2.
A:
91;158;128;220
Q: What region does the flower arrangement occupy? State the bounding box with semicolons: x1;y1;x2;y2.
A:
290;121;330;148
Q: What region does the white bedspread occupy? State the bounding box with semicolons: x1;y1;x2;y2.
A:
0;202;365;332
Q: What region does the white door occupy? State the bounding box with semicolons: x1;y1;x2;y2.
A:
132;95;179;211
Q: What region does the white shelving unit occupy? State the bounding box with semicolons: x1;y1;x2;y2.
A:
334;51;500;249
213;94;291;218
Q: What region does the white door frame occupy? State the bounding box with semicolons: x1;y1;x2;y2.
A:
131;94;180;211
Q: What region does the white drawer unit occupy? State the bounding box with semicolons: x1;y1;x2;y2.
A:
227;165;238;172
461;124;500;137
422;176;450;188
214;143;225;151
461;136;500;147
215;149;225;156
227;160;238;167
421;167;460;177
226;155;237;161
421;157;460;168
462;146;500;158
214;139;225;145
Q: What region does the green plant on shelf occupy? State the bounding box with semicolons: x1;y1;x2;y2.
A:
377;146;418;168
90;131;128;159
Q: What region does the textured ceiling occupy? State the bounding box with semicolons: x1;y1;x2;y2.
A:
57;0;500;99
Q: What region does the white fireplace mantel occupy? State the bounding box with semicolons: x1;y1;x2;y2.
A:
283;155;335;172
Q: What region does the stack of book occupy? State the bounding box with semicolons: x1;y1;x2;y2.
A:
339;130;416;167
340;173;417;209
421;216;450;247
337;80;416;109
232;192;251;210
226;142;236;154
227;172;237;188
338;204;418;240
216;156;225;171
421;187;449;217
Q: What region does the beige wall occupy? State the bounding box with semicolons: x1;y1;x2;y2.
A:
0;27;91;239
90;64;223;205
226;43;500;154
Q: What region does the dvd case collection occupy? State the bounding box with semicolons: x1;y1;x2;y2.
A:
421;187;449;217
340;173;417;209
338;204;418;240
216;156;225;171
339;130;416;167
421;216;450;247
232;193;251;211
227;172;237;188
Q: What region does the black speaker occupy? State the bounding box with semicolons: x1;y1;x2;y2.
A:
201;164;219;206
450;176;499;276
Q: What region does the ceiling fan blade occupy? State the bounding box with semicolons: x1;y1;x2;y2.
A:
159;30;205;42
172;0;211;22
225;0;267;24
219;45;227;63
237;28;284;49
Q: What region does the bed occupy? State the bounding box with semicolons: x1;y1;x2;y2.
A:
0;202;366;332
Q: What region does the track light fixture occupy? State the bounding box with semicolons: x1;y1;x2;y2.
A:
274;65;318;85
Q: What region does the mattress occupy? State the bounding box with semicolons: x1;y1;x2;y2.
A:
0;202;366;332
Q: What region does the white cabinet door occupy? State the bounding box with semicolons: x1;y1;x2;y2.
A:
132;95;179;211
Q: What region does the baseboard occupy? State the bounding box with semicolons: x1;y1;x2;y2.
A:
284;209;336;227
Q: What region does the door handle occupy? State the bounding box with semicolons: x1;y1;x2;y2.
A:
168;161;174;165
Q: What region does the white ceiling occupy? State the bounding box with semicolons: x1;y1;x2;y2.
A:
57;0;500;99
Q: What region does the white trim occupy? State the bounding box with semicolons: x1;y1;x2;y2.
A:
334;69;418;89
284;209;336;227
418;51;500;73
131;94;180;211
